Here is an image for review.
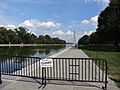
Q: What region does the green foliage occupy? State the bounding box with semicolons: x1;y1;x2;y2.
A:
0;27;66;44
78;32;99;45
97;0;120;46
78;35;89;45
78;0;120;46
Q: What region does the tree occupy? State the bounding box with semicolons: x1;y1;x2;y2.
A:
89;32;98;44
17;27;28;43
78;35;89;45
0;26;66;44
37;35;44;44
97;0;120;46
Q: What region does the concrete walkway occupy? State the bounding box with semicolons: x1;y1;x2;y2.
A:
0;47;119;90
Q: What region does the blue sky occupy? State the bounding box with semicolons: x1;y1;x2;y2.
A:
0;0;109;42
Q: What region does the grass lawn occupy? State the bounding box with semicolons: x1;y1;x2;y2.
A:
80;45;120;88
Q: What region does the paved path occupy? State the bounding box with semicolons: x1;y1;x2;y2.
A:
0;47;119;90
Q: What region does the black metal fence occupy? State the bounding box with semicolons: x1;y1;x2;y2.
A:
0;55;41;78
43;58;108;89
0;56;108;90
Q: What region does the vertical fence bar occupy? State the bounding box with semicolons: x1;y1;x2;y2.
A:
21;58;23;76
105;60;108;90
65;59;67;80
68;59;69;80
85;59;86;81
92;59;93;81
72;59;73;80
95;59;97;81
18;57;20;75
23;58;25;76
102;60;104;82
78;59;80;80
63;59;64;79
25;58;27;76
82;59;83;81
0;57;2;84
39;59;41;79
45;68;46;85
56;59;58;79
15;57;18;75
88;59;90;81
31;58;32;77
8;57;10;75
42;68;46;85
3;57;5;74
1;57;3;75
10;57;12;75
14;57;16;75
34;58;35;77
59;59;61;79
53;60;55;79
42;68;44;85
5;57;7;74
99;59;100;81
75;59;76;80
36;58;37;78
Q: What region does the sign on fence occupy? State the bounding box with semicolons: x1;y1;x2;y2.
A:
40;58;53;67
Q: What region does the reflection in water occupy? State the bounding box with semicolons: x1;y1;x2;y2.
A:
0;45;66;58
0;45;66;73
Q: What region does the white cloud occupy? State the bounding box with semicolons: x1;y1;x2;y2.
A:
81;15;98;26
19;19;61;30
27;31;37;36
0;25;4;27
52;30;64;36
40;22;61;29
83;30;95;36
90;15;98;24
52;30;73;36
0;24;16;30
6;25;16;29
81;20;89;25
66;30;73;35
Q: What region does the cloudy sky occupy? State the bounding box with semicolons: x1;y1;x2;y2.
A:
0;0;109;42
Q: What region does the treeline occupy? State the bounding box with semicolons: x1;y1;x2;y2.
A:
0;27;66;44
78;0;120;46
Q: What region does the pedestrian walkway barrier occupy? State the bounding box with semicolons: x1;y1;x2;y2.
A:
0;55;41;78
0;56;108;90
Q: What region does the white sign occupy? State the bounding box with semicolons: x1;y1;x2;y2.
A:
40;58;53;68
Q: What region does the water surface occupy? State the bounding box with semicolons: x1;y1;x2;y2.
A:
0;45;66;73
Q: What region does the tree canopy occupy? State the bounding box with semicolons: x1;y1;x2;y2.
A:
0;27;66;44
78;0;120;46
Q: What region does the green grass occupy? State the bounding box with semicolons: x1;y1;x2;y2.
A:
80;45;120;88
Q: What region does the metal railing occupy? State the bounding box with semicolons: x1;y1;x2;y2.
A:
0;55;41;78
43;58;108;90
0;56;108;89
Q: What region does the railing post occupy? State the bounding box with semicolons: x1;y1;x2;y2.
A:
102;60;108;90
42;68;44;85
0;62;2;84
42;68;46;85
105;61;108;90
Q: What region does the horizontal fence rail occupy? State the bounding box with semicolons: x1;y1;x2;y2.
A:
0;56;108;89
